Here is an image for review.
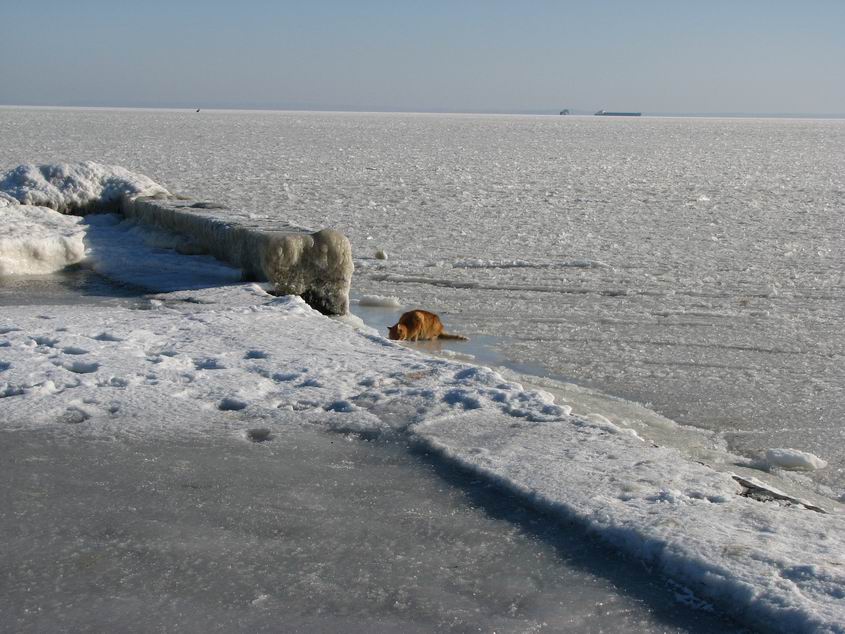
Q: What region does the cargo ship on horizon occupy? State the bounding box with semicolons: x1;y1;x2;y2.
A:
594;110;642;116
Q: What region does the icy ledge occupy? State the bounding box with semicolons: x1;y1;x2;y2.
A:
0;162;353;314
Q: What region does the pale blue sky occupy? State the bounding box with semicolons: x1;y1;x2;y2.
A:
1;0;843;114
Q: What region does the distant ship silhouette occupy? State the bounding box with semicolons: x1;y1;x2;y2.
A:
594;109;641;117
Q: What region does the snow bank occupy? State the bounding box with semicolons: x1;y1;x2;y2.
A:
0;161;169;213
0;205;86;274
1;285;842;633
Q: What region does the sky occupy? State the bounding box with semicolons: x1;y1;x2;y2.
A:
1;0;843;115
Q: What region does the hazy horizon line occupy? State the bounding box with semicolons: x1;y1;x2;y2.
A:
2;101;844;120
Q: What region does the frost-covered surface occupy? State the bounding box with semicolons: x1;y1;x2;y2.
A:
1;284;843;632
2;110;838;492
1;109;844;629
0;205;86;274
0;161;168;213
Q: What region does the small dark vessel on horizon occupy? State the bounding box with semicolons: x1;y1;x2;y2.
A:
594;110;641;117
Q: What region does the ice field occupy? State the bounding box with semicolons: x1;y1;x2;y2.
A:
2;108;841;493
1;108;844;631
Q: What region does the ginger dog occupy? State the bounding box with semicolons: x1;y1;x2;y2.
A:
388;309;468;342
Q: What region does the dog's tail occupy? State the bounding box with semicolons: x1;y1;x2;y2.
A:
438;332;469;341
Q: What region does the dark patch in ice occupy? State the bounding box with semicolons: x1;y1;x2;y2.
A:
61;346;89;355
298;378;322;388
59;407;90;424
0;361;10;372
324;400;355;413
177;296;214;305
32;336;60;348
218;397;247;411
93;332;123;342
732;475;826;513
443;389;482;410
64;360;100;374
195;357;225;370
190;201;228;209
246;428;274;443
244;350;269;360
0;326;21;334
107;377;129;388
1;385;25;398
669;580;715;613
0;341;10;347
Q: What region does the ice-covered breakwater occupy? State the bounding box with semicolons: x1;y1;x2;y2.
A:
121;197;352;315
0;162;353;314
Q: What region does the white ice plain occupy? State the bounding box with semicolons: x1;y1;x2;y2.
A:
1;113;844;632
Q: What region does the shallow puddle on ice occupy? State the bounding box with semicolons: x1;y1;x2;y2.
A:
1;426;742;632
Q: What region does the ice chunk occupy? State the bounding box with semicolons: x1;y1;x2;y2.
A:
766;448;828;471
0;205;86;274
358;294;401;308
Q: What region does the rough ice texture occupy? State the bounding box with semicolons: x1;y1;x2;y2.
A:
0;161;169;214
121;197;353;315
1;285;843;633
0;205;86;274
0;162;353;314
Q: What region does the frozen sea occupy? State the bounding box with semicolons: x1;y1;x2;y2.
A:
2;107;844;632
3;106;842;494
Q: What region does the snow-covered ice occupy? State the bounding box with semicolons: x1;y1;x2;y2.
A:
2;107;845;632
1;283;843;632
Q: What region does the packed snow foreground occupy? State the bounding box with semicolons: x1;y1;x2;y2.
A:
2;164;844;633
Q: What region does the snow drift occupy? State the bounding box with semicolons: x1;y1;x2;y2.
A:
0;161;169;213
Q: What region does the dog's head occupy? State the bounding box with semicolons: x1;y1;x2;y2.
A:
387;323;407;340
